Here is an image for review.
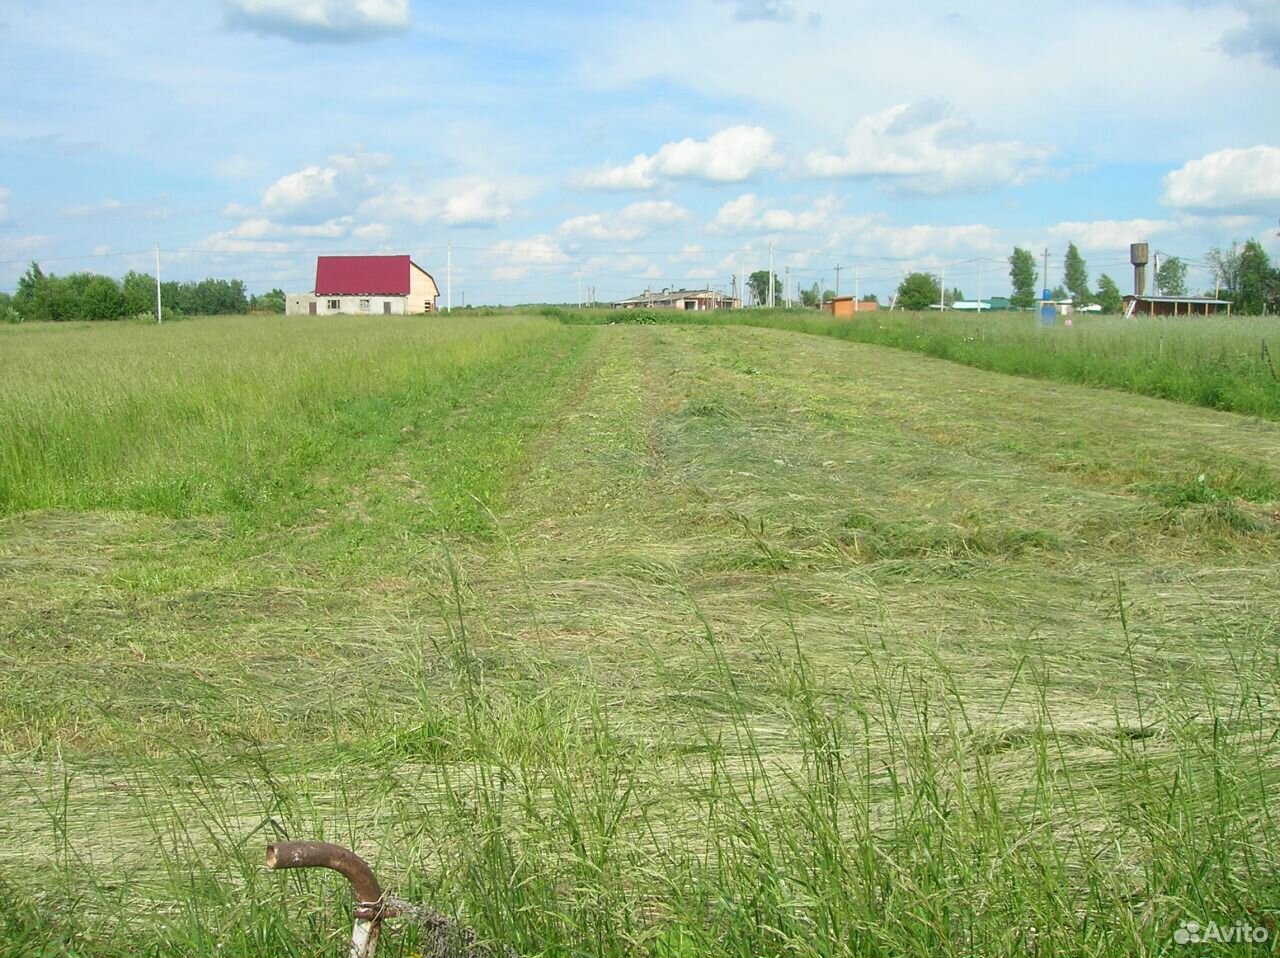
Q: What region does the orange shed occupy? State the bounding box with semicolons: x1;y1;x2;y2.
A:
828;297;878;317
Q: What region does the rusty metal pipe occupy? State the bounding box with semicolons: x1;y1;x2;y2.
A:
266;841;390;958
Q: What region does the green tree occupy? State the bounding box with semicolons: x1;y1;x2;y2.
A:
1235;239;1273;314
861;293;879;304
1207;243;1243;296
1155;256;1187;296
895;271;941;311
1063;242;1089;303
14;262;50;320
79;275;126;321
946;287;964;306
250;288;286;313
0;292;19;324
1008;247;1038;309
1050;284;1068;301
747;270;782;307
122;271;157;316
1233;239;1274;313
1095;274;1123;313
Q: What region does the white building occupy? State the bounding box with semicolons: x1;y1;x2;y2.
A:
286;255;440;315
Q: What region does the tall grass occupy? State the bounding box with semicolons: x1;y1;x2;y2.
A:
553;306;1280;419
4;575;1276;956
0;313;580;528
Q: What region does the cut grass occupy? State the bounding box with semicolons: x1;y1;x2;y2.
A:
554;306;1280;420
1;319;1278;955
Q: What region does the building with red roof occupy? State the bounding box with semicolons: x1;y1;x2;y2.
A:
287;255;440;315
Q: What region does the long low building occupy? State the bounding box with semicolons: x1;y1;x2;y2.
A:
1122;294;1233;317
613;288;738;311
286;255;440;315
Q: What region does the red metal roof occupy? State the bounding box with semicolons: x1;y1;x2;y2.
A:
315;255;411;296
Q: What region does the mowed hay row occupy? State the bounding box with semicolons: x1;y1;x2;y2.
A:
558;306;1280;420
1;319;1279;956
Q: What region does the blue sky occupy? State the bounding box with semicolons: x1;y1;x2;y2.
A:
1;0;1278;305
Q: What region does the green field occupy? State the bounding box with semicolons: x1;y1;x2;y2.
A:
2;314;1279;956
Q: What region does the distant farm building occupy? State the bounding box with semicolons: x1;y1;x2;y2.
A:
827;296;879;317
1122;295;1233;317
286;255;439;316
948;298;1011;312
613;288;738;311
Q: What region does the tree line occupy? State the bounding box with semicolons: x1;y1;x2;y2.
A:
891;237;1280;314
1;262;286;323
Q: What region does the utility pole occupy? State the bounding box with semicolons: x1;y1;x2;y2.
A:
976;256;983;312
1043;248;1050;308
1152;251;1160;296
447;242;452;313
784;265;790;308
154;244;162;324
834;263;842;300
939;268;946;311
767;240;774;309
853;263;860;313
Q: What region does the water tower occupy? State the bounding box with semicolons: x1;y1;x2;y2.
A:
1130;243;1149;297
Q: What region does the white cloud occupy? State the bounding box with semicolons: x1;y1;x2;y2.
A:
290;218;350;237
196;227;295;254
669;244;705;263
256;151;387;221
580;126;780;190
262;165;340;216
360;180;516;227
559;200;688;241
209;215;353;247
805;102;1053;194
1174;212;1261;234
581;156;655;191
442;183;514;227
225;0;410;41
709;193;837;234
329;149;392;175
1161;145;1280;212
352;222;389;241
489;234;568;281
1047;218;1173;250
